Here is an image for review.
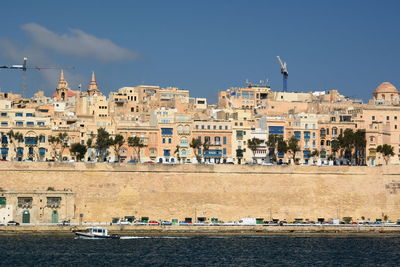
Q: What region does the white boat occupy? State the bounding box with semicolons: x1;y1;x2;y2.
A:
75;227;120;239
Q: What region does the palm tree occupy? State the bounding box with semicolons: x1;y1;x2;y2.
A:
190;138;202;163
128;136;146;163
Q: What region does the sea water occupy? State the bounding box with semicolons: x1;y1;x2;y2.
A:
0;235;399;266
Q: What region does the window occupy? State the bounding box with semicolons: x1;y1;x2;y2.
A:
15;112;23;117
18;197;32;208
40;136;46;143
223;148;227;155
168;138;172;144
37;121;45;126
214;136;220;145
223;136;227;145
26;113;33;117
395;116;398;120
161;128;173;135
162;138;166;144
387;116;390;120
294;131;301;139
219;126;222;130
372;116;375;120
205;136;210;144
304;131;310;139
16;121;23;126
47;197;61;208
163;149;170;157
225;126;228;130
320;128;326;137
1;113;7;117
1;122;8;126
26;122;34;126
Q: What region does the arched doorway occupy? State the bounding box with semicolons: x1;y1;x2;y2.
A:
22;210;30;224
51;210;58;223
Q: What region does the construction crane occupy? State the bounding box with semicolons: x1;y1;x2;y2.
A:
0;57;74;97
276;56;288;92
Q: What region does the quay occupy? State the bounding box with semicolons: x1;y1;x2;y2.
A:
1;224;400;236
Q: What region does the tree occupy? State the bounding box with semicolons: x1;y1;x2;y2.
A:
202;139;210;161
96;128;112;162
287;136;300;164
48;132;68;161
266;134;278;162
276;135;287;162
128;136;147;163
331;139;340;159
70;143;87;161
247;137;263;163
190;138;202;163
336;129;366;165
377;144;394;165
311;149;319;164
353;130;366;165
174;145;181;163
111;134;125;162
7;130;23;160
86;133;95;161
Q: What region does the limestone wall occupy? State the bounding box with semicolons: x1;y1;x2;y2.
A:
0;162;399;223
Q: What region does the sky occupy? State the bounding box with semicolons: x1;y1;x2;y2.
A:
0;0;399;103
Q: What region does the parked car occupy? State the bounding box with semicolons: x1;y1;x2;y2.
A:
161;221;172;226
148;220;160;225
144;161;156;165
7;221;20;226
127;160;137;164
58;220;70;226
179;221;192;226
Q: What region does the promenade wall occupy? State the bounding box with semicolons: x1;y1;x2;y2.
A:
1;163;400;223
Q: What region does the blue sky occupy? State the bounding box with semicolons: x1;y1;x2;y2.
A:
0;0;399;103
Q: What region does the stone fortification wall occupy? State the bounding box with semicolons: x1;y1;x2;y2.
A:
0;163;399;223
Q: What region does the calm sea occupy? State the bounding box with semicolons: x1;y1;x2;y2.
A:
0;235;399;266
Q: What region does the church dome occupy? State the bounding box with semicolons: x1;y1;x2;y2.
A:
374;82;398;94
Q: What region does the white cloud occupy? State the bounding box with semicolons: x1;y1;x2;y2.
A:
21;23;136;62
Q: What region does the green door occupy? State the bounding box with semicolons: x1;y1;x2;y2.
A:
51;210;58;223
22;210;30;223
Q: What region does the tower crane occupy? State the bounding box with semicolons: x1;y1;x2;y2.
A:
0;57;74;97
276;56;288;92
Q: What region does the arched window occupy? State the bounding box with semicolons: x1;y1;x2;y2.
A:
320;128;326;137
184;125;190;134
321;140;325;146
177;125;183;134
